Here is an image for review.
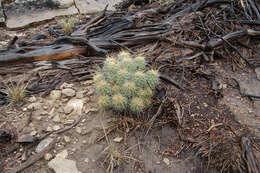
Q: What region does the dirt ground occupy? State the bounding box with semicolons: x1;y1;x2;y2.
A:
1;1;260;173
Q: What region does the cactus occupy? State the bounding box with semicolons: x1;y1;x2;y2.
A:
93;51;159;114
146;69;159;89
130;97;145;113
112;94;127;111
134;71;147;88
98;95;111;109
122;81;136;98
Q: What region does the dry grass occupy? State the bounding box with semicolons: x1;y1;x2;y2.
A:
98;117;140;173
58;16;78;34
6;76;28;104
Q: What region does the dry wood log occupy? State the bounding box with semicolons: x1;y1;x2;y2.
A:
0;44;86;66
241;137;260;173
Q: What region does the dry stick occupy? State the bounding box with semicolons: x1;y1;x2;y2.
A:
38;115;83;141
145;100;165;137
247;0;260;20
6;138;57;173
241;137;260;173
159;74;185;90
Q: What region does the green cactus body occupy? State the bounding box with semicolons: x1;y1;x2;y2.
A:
115;69;129;85
122;81;136;98
121;57;135;72
118;51;130;62
134;71;147;88
133;56;146;70
112;94;127;111
96;80;112;96
93;72;104;83
98;95;111;109
146;69;159;89
93;51;159;114
111;84;120;94
130;97;145;113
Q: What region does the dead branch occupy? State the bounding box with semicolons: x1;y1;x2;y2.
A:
5;138;56;173
241;137;260;173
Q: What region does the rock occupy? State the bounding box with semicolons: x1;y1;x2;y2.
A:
64;98;84;115
32;33;47;40
36;138;54;153
74;0;119;14
54;0;74;8
75;127;82;134
53;125;61;131
64;119;74;125
60;83;74;89
48;157;79;173
76;91;85;99
46;126;53;132
50;90;62;100
45;153;53;161
53;114;61;123
62;88;76;97
163;158;170;166
113;137;123;143
84;158;89;163
64;136;71;143
4;1;78;29
17;134;36;143
28;96;37;102
56;150;68;158
255;67;260;81
28;102;42;110
0;4;5;26
30;131;37;136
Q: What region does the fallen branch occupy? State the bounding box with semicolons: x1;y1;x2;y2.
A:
5;138;56;173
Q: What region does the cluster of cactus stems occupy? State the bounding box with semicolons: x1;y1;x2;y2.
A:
93;51;159;114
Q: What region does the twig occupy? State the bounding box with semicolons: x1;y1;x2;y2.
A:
5;138;57;173
145;99;165;136
159;73;185;90
206;123;223;133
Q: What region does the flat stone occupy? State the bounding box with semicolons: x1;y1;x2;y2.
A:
76;91;85;99
55;0;74;8
53;125;61;131
0;4;5;26
36;138;54;153
28;102;42;110
48;157;79;173
62;88;76;97
28;96;37;102
75;127;82;134
56;150;68;158
45;153;53;161
4;1;78;29
53;114;61;123
255;67;260;81
60;82;74;89
64;119;74;125
113;136;123;143
74;0;119;14
50;90;62;100
63;98;84;115
163;158;170;166
64;136;71;143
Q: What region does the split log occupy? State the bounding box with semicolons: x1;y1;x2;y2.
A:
0;44;87;66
